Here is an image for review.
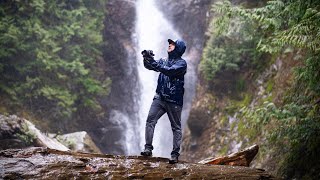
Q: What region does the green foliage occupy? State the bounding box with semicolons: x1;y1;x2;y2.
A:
240;93;320;178
0;0;109;120
17;123;36;145
200;1;264;81
296;54;320;94
236;78;246;92
213;0;320;53
218;144;229;156
225;93;252;115
208;0;320;178
55;135;76;150
266;79;274;93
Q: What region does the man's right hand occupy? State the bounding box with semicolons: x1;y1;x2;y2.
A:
143;56;154;62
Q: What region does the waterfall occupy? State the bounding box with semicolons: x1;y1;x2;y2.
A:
133;0;186;158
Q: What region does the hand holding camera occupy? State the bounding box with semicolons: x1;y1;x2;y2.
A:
141;50;155;62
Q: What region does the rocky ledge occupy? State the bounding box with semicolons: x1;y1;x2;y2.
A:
1;147;277;179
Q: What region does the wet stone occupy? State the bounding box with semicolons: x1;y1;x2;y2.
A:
0;147;278;179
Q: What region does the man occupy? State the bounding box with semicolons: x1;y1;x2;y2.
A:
140;39;187;164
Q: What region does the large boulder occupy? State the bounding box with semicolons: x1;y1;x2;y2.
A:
0;114;68;151
50;131;102;154
0;114;102;153
0;114;31;150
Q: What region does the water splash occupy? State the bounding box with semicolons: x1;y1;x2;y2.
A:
109;110;140;154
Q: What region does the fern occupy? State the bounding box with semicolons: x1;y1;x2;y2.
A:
201;1;264;80
213;0;320;53
209;0;320;178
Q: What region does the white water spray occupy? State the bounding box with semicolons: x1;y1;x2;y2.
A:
134;0;181;158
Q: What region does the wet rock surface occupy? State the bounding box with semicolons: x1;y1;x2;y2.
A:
0;114;31;150
0;114;68;151
50;131;102;154
0;114;103;153
0;147;277;179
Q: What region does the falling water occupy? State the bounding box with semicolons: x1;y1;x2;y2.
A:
134;0;182;158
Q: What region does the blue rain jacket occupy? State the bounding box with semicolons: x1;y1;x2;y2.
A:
143;39;187;106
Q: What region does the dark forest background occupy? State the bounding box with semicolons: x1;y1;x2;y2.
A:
1;0;319;179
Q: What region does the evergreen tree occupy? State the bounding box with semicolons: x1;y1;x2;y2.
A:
0;0;110;121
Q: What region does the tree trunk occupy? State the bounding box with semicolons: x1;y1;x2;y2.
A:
198;144;259;167
0;147;277;179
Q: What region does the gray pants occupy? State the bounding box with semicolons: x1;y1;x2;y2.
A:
144;98;182;158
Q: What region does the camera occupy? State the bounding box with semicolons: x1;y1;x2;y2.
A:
141;50;155;58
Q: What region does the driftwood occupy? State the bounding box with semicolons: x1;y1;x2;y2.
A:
198;144;259;166
0;147;277;179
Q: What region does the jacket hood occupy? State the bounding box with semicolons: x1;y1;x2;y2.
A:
168;39;186;59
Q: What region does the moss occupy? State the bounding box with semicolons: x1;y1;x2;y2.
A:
246;127;259;142
57;136;76;149
218;144;229;156
236;78;246;92
264;95;274;102
226;93;252;114
204;93;218;112
266;79;274;93
235;117;260;143
220;115;228;126
237;120;246;136
17;123;36;145
0;106;8;114
241;93;252;107
269;53;279;65
225;104;238;115
230;121;237;130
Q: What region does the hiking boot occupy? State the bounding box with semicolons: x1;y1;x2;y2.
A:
169;156;178;164
140;149;152;156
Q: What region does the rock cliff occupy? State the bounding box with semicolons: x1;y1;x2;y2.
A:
95;0;140;154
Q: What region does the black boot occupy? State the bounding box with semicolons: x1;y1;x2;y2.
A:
169;156;178;164
140;149;152;156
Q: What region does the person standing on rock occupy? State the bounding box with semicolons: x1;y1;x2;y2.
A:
140;39;187;164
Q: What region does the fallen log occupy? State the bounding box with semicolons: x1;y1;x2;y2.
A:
0;147;277;179
198;144;259;166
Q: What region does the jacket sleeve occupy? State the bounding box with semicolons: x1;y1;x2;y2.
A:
148;59;187;77
143;59;159;71
143;57;165;72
